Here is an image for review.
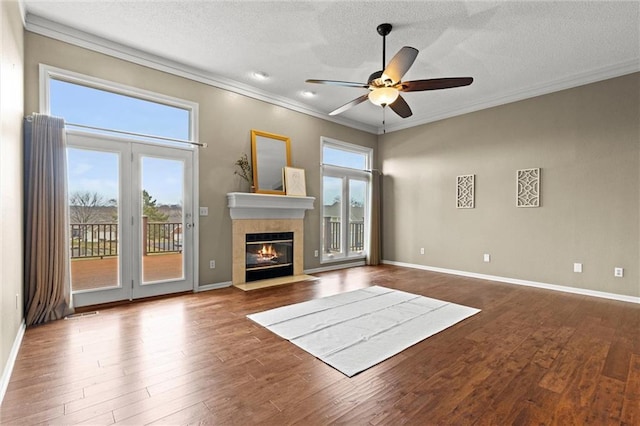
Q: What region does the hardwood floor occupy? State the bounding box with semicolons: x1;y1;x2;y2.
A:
1;265;639;425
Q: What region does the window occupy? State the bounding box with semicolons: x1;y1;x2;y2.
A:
40;65;197;146
321;137;372;262
40;65;199;304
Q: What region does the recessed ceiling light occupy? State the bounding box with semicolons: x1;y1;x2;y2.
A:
301;90;316;97
252;71;269;81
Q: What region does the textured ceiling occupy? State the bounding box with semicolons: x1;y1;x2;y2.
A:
22;1;640;134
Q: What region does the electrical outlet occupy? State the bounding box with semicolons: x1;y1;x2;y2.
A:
15;294;19;310
420;248;425;255
573;263;583;273
314;250;319;257
614;267;624;278
199;207;209;216
209;260;216;269
483;254;491;263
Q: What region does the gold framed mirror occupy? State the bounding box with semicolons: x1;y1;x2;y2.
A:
251;130;291;195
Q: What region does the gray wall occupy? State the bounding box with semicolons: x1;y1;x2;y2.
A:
1;0;25;390
23;32;378;288
379;73;640;298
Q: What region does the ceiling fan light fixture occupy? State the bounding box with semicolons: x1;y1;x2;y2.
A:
368;87;399;106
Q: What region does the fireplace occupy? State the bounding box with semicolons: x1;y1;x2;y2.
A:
245;232;293;282
227;192;315;289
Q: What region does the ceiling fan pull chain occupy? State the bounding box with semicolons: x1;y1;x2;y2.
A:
382;107;386;134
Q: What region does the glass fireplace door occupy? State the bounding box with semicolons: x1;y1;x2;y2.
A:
245;232;294;282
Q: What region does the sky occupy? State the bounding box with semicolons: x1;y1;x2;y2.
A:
54;79;188;205
67;148;184;206
322;146;368;206
51;79;190;140
55;78;368;208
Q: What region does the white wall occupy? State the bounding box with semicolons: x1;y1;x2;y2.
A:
0;0;25;396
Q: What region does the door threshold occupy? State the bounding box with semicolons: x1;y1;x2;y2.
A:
73;290;192;313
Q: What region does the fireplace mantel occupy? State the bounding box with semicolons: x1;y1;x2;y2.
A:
227;192;315;220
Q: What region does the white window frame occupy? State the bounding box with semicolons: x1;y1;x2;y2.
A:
39;64;199;147
40;64;202;292
320;137;372;263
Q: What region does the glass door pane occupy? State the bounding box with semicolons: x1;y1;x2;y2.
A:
348;179;367;256
323;176;344;259
67;148;121;292
140;156;185;284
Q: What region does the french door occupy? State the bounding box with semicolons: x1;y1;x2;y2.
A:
67;132;195;307
321;173;369;261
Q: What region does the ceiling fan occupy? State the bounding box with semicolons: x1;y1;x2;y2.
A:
306;23;473;118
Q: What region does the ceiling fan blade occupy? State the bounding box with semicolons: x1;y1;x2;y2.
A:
398;77;474;92
306;79;369;89
382;47;419;84
389;94;413;118
329;94;370;116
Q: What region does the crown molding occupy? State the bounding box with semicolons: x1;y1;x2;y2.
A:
17;0;27;26
24;14;379;135
380;59;640;134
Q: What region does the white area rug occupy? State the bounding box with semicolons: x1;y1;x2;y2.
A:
247;286;481;377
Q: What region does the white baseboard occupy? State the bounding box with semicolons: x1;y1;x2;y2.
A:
304;260;366;275
197;281;232;292
1;320;26;404
382;260;640;305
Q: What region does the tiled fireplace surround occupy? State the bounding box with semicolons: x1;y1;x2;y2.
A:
227;192;315;287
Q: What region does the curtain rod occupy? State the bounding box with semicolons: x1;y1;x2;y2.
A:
320;163;381;174
67;122;207;147
25;115;206;147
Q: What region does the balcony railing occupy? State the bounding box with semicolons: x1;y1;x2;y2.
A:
70;221;182;259
323;218;364;253
145;221;182;255
70;223;118;258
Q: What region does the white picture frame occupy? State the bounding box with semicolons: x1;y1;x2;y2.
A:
284;167;306;196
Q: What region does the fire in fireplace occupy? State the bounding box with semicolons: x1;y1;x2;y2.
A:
245;232;293;282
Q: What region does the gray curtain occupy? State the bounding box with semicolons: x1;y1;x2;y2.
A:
24;113;73;326
366;170;381;265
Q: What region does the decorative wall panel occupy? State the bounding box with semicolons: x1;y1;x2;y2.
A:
456;174;475;209
517;168;540;207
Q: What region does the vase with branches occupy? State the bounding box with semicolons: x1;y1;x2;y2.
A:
234;153;254;192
